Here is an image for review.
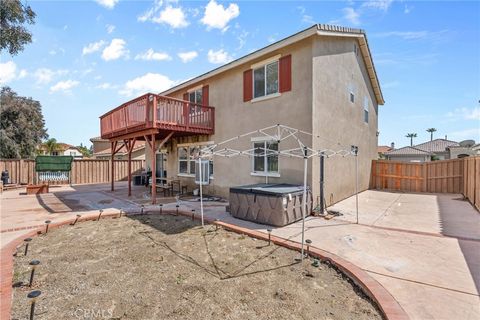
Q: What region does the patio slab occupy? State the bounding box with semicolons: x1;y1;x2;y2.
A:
1;184;479;320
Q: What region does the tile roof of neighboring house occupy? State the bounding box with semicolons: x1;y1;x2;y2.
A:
384;146;432;156
90;136;108;142
38;143;82;153
161;24;384;105
377;146;392;154
414;139;459;153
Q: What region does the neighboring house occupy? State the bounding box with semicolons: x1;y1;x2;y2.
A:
377;143;394;159
90;137;146;160
384;138;479;162
414;139;459;160
383;146;432;162
38;143;84;158
99;24;384;205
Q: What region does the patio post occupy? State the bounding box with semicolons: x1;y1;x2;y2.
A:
110;141;117;191
151;134;156;205
126;138;136;197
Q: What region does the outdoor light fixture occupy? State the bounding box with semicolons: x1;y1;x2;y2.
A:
44;220;51;234
215;218;220;231
24;238;32;256
97;209;104;221
141;205;144;214
305;239;312;257
191;209;195;221
72;214;81;226
27;290;41;320
118;209;123;218
175;204;179;216
29;260;40;287
159;204;163;214
267;229;272;245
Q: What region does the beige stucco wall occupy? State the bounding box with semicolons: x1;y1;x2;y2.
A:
145;34;380;206
311;36;379;205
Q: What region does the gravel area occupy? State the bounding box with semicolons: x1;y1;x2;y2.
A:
12;214;382;320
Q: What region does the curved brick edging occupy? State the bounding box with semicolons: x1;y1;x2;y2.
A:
1;210;409;320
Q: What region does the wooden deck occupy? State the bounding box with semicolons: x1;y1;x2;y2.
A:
100;93;215;140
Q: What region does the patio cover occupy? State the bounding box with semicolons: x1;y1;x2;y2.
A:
35;156;73;172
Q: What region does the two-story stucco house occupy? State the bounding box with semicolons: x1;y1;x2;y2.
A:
100;24;384;206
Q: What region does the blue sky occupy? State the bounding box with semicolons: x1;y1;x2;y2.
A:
1;0;479;148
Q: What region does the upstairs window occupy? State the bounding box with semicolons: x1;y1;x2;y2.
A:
253;61;279;98
363;96;369;123
188;89;202;104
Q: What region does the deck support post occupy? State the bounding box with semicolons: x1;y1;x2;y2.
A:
110;141;118;191
126;138;136;197
151;134;157;204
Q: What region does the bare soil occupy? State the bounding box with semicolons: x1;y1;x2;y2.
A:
12;214;382;320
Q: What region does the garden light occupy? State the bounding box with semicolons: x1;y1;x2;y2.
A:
27;290;41;320
28;260;40;287
97;209;104;221
44;220;51;234
267;229;272;245
72;214;81;226
191;209;195;221
305;239;312;257
24;238;32;256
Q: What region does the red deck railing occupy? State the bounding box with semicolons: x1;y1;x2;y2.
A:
100;93;215;139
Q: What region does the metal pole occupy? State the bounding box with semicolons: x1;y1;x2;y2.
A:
319;152;325;214
301;146;308;262
352;146;359;224
199;157;204;228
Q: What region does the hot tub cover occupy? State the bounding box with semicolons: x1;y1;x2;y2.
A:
230;183;308;196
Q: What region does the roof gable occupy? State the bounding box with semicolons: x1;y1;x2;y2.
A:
385;146;432;156
414;139;459;153
161;24;384;105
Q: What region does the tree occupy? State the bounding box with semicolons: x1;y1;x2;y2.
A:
0;0;36;55
406;133;417;147
76;143;92;157
44;138;59;155
0;87;48;158
426;128;437;141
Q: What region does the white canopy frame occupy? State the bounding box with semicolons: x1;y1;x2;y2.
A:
194;124;359;262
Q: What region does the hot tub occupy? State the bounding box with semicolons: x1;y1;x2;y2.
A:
229;183;313;227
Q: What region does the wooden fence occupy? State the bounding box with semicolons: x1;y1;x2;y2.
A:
371;157;479;210
0;159;145;185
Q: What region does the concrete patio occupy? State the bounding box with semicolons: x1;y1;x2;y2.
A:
1;183;479;320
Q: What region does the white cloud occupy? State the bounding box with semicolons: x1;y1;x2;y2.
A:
119;73;177;97
201;0;240;31
102;38;128;61
153;5;189;28
50;80;79;93
106;24;115;34
135;49;172;61
138;0;163;22
236;30;249;50
404;4;412;14
447;107;480;121
207;49;233;64
95;0;119;9
33;68;56;84
448;128;480;141
18;69;28;79
342;7;360;25
96;82;115;89
178;51;198;63
361;0;394;11
0;61;17;84
82;40;106;55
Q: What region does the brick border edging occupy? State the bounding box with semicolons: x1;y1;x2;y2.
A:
1;210;409;320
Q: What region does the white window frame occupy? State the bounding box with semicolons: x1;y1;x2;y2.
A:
252;60;279;100
177;144;214;178
250;139;280;177
363;96;369;124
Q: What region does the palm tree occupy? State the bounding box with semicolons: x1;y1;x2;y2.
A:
44;138;59;155
406;133;417;146
426;128;437;141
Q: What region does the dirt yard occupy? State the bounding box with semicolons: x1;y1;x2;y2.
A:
11;214;381;320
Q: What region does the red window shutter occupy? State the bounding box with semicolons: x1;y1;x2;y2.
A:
202;85;209;106
279;54;292;93
183;92;189;101
243;69;253;102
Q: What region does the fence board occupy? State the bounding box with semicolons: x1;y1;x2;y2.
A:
371;157;479;210
0;159;145;185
